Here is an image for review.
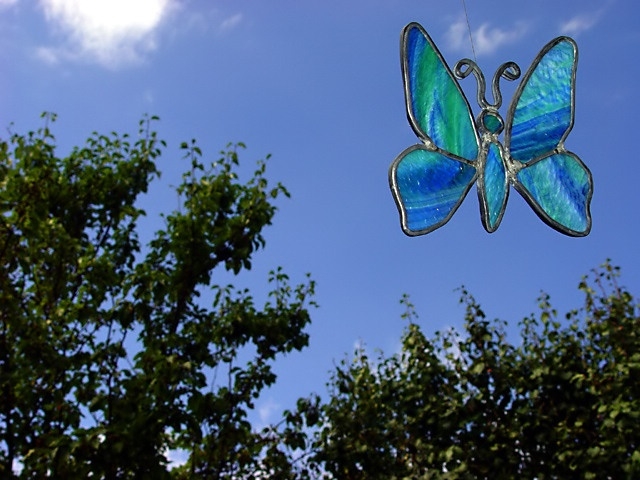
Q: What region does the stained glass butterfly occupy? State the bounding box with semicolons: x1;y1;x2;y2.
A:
389;23;593;236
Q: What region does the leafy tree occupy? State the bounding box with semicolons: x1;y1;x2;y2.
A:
293;262;640;479
0;114;315;478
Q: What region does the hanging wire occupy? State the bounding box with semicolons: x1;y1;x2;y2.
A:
461;0;477;63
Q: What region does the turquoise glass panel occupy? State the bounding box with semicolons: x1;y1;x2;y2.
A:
405;24;478;161
482;113;502;134
392;147;476;234
509;39;575;162
516;153;591;234
483;143;507;230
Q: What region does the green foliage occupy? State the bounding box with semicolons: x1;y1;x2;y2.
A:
0;114;315;478
292;262;640;479
3;114;639;479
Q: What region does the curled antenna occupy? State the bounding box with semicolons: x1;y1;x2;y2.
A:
491;62;521;108
455;59;521;110
454;59;487;109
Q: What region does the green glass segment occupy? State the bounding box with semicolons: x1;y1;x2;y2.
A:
483;143;507;230
509;38;575;162
516;153;592;234
404;24;478;161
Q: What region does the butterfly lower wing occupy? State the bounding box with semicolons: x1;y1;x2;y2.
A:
514;152;593;236
402;23;479;160
390;145;477;236
506;37;577;163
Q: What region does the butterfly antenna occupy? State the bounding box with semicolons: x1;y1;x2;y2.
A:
461;0;477;63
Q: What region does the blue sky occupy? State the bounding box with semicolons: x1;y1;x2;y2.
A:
1;0;639;427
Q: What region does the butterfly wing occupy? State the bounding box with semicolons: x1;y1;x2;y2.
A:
390;145;477;235
390;23;479;235
515;152;593;235
402;23;479;159
505;36;593;236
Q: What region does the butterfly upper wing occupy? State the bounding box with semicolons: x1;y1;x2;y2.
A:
402;23;479;159
505;36;593;236
390;23;479;235
506;37;575;162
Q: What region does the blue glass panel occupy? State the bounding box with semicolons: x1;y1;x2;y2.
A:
482;143;507;231
516;152;592;235
391;146;476;234
508;38;575;162
404;24;478;161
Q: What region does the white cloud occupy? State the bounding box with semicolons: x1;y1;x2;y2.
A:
445;19;470;53
0;0;18;8
34;45;60;65
220;13;243;33
474;23;527;56
560;9;605;37
38;0;176;68
446;19;527;56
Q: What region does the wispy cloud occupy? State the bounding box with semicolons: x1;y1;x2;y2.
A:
559;7;606;37
0;0;18;9
37;0;177;68
446;19;528;56
220;13;243;33
474;22;527;56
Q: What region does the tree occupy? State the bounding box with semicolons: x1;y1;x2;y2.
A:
0;113;315;478
293;262;640;479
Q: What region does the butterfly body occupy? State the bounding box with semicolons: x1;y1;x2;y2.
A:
389;23;593;237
